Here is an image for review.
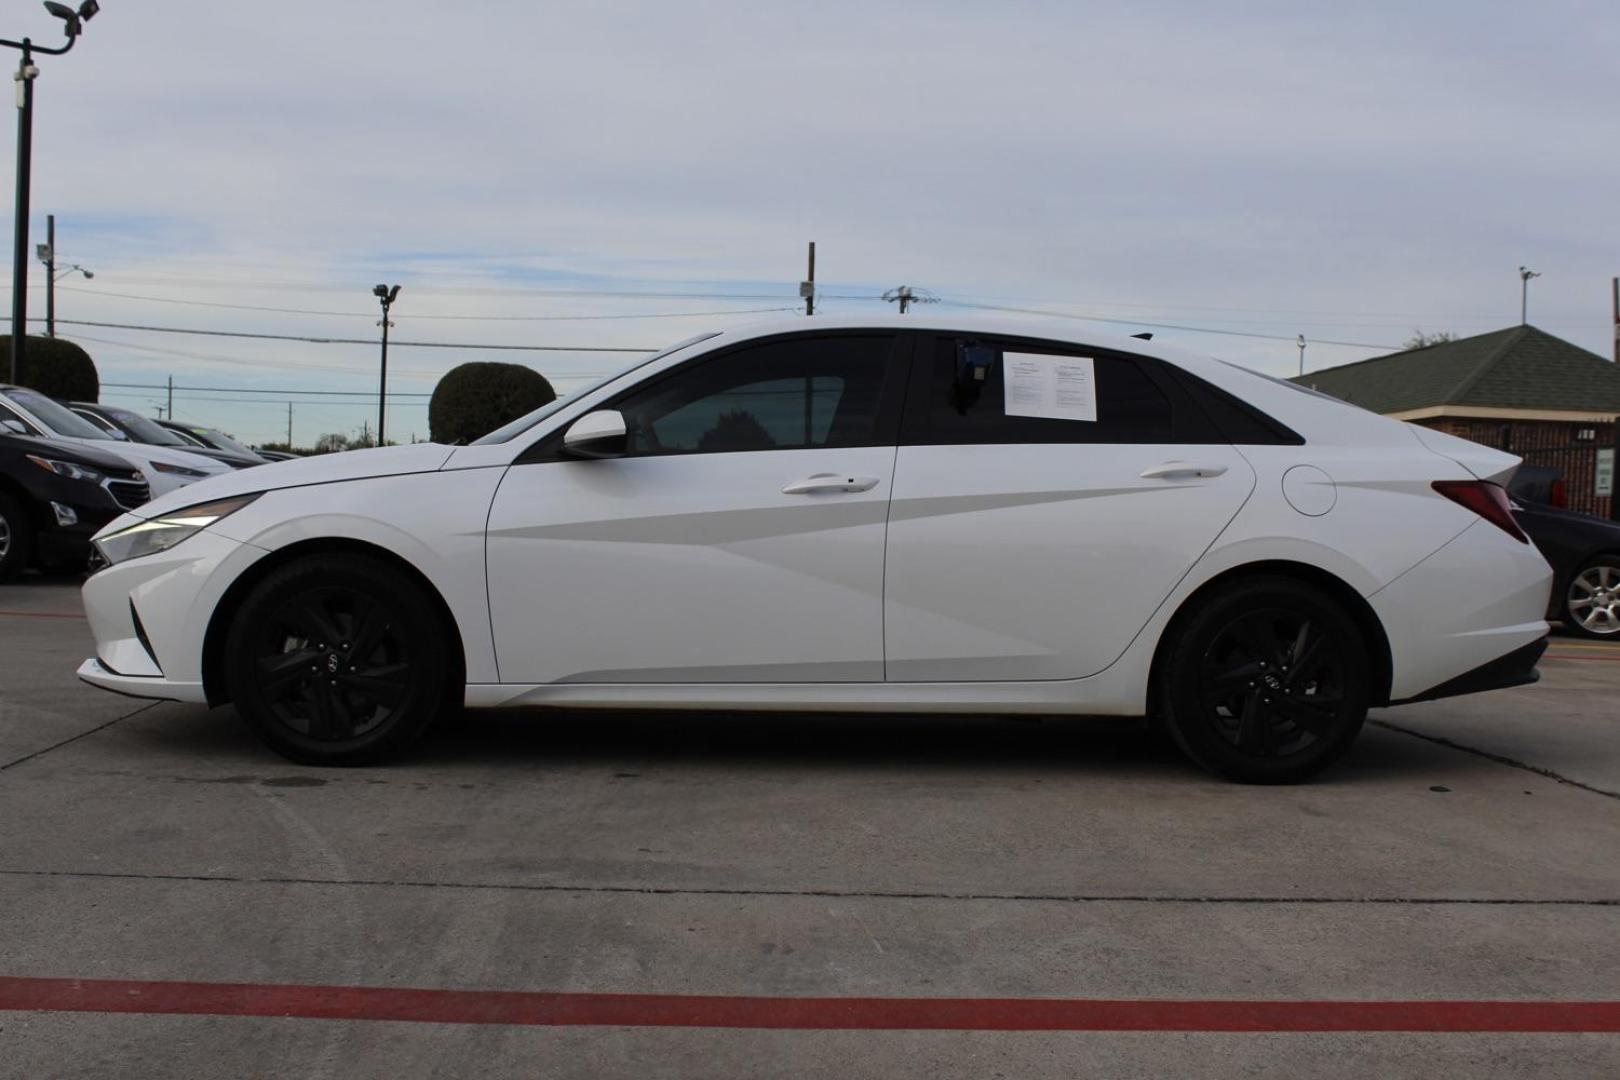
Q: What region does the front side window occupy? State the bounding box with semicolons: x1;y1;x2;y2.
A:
616;335;896;456
922;337;1175;445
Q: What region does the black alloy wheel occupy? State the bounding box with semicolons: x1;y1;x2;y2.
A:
1159;577;1371;783
226;554;452;764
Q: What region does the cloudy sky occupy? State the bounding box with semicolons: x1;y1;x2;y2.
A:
4;0;1616;445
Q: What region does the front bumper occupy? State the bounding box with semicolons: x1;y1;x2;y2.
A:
78;528;267;700
76;656;207;703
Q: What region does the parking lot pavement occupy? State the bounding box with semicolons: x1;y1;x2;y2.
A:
2;578;1618;1077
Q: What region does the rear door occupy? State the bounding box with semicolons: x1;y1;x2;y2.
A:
884;333;1256;682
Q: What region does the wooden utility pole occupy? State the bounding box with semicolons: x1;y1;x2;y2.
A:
166;375;173;421
287;401;293;447
801;242;816;316
1611;276;1618;363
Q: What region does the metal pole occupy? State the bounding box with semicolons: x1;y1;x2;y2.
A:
1611;276;1617;364
44;213;54;337
287;401;293;447
377;302;390;446
166;375;173;419
1297;334;1306;376
11;44;35;384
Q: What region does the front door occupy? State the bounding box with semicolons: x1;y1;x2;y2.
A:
884;333;1255;682
486;332;909;684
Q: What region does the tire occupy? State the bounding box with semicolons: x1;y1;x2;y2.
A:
0;492;35;582
1157;576;1371;784
225;554;454;765
1562;556;1620;639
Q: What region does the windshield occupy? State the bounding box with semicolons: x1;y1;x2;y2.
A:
2;387;114;439
471;333;722;445
99;404;191;446
192;427;258;457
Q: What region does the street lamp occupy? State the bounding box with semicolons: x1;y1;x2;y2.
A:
373;284;400;446
1518;266;1541;326
3;0;101;383
36;213;91;337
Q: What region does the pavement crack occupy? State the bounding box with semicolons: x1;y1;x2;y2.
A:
1;867;1617;907
1370;718;1620;802
0;702;160;772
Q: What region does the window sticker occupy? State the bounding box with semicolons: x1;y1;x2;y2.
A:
1002;352;1097;422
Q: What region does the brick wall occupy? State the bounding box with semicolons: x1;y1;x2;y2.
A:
1414;417;1616;519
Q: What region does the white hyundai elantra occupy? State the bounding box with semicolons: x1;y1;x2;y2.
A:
76;316;1553;782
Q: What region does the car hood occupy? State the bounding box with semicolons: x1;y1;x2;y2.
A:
1;432;145;475
118;442;457;518
79;438;232;474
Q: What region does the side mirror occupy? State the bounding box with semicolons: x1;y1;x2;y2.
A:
562;409;628;459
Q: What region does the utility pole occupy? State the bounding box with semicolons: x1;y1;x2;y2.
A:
882;286;935;315
4;2;102;384
42;214;52;336
1296;334;1307;376
287;401;293;447
1519;266;1541;325
166;375;173;420
373;284;400;446
800;241;815;316
35;213;91;338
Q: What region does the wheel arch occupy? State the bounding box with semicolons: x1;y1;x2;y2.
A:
1147;560;1395;712
200;537;467;707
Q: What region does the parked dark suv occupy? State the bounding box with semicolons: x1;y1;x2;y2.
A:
0;429;150;579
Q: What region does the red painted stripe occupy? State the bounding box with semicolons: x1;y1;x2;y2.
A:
1;977;1617;1032
0;609;85;619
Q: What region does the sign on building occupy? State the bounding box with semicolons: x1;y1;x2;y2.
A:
1597;447;1615;498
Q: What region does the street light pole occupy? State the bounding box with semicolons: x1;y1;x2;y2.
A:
373;284;400;447
1519;265;1541;326
10;44;36;382
4;2;101;384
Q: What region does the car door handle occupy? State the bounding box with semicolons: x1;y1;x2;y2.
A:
782;473;881;495
1139;461;1229;480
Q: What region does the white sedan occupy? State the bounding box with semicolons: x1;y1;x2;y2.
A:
76;316;1553;782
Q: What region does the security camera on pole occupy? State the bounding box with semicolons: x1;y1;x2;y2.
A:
3;0;101;384
373;284;401;447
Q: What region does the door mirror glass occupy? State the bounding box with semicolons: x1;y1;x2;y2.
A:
562;410;628;459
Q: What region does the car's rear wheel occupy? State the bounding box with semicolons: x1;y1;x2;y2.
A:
225;554;452;765
1563;556;1620;639
1158;576;1371;784
0;492;35;582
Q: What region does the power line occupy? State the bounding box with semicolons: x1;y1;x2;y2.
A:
101;380;433;397
56;285;800;322
30;317;657;352
939;299;1398;350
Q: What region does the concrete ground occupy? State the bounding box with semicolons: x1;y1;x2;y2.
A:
2;575;1618;1078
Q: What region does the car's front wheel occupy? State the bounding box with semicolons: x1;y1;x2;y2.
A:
1157;576;1371;784
225;553;453;765
1563;556;1620;639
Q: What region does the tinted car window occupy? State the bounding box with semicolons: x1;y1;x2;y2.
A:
1;388;110;440
923;337;1174;444
616;335;896;456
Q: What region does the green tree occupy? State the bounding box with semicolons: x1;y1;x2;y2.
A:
430;362;556;444
0;335;99;400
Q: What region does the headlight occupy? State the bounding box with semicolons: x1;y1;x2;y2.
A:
25;454;104;484
92;494;259;566
150;460;212;479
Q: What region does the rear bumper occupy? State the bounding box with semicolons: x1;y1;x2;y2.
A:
1391;636;1546;705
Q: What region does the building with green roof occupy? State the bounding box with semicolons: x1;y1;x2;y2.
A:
1294;325;1619;517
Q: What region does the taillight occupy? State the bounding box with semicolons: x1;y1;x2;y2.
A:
1432;480;1529;544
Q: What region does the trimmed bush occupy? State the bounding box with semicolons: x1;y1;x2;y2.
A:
430;362;556;444
0;335;99;401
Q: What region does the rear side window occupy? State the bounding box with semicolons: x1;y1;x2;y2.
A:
919;336;1178;445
